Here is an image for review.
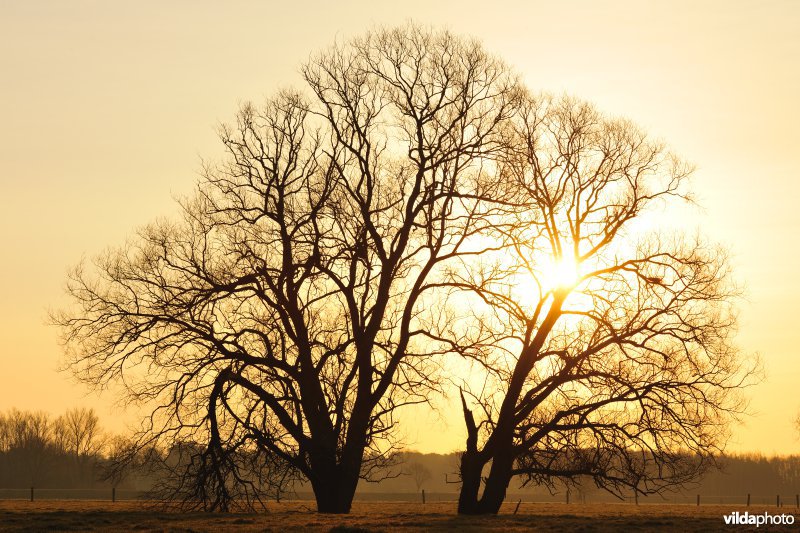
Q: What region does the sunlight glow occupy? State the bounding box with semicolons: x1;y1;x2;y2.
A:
545;254;581;291
504;248;585;312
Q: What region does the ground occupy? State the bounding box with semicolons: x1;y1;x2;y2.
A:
0;500;796;532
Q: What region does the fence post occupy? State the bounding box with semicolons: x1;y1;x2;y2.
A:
566;491;570;505
421;489;425;504
796;494;799;509
696;494;700;507
747;493;750;507
30;487;33;502
776;495;780;508
112;487;116;502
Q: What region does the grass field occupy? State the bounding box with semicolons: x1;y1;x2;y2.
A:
0;500;796;532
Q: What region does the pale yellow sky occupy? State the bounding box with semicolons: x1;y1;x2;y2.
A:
1;1;798;455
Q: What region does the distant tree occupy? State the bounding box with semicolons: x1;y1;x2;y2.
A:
54;24;519;513
5;410;54;487
103;434;137;489
446;94;758;514
0;413;9;454
406;461;432;492
777;455;800;488
0;413;9;487
51;417;69;455
53;408;103;461
101;436;164;492
53;408;102;484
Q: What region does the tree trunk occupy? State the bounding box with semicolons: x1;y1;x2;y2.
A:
457;301;566;515
457;449;484;514
310;468;360;513
476;457;513;514
457;439;515;514
307;437;364;514
457;465;514;514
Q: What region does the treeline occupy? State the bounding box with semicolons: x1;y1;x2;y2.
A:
699;453;800;502
0;408;103;488
1;408;798;502
378;452;800;503
0;408;152;490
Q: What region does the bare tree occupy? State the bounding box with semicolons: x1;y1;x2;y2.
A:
66;408;101;459
442;94;757;514
0;413;9;454
777;455;800;488
406;461;432;492
0;413;9;488
5;409;53;488
53;408;103;485
103;434;137;489
54;25;519;513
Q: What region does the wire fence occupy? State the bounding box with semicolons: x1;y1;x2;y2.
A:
1;488;799;508
0;488;146;501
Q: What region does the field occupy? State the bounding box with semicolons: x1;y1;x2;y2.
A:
0;500;796;532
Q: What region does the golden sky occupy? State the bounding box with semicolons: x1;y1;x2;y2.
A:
1;0;798;455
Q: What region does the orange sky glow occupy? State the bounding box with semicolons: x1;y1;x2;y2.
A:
1;0;798;456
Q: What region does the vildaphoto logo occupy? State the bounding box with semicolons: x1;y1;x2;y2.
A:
723;511;795;527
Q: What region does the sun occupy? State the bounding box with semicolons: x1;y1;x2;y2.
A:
502;249;583;310
543;253;581;292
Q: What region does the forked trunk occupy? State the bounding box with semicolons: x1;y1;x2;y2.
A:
457;442;514;515
475;462;512;514
457;470;512;514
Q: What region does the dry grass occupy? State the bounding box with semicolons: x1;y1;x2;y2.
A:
0;500;795;532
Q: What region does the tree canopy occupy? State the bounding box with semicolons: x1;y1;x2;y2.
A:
54;24;755;515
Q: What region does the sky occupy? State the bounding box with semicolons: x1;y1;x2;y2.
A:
1;0;799;455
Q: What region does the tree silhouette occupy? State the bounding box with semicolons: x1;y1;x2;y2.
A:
53;25;754;516
54;25;519;513
406;461;432;492
442;94;757;514
53;408;102;485
3;410;53;488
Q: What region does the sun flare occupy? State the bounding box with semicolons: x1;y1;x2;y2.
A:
504;250;584;309
546;255;581;291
